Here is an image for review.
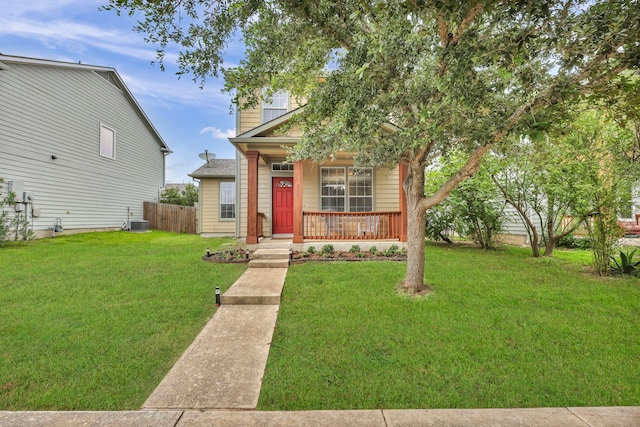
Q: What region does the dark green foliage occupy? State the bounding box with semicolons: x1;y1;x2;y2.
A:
349;244;361;253
384;244;400;257
558;235;592;250
610;249;640;276
306;246;316;254
159;183;199;206
320;244;335;257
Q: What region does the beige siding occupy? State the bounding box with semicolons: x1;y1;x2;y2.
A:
375;166;400;211
237;93;304;135
239;156;248;237
302;162;319;211
258;163;271;235
238;157;271;237
238;107;261;134
199;178;235;235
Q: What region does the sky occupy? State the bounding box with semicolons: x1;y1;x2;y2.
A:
1;0;243;184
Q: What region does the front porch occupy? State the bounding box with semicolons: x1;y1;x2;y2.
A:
244;155;409;245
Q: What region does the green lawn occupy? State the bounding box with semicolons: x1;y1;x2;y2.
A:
0;231;246;410
258;243;640;410
2;235;638;411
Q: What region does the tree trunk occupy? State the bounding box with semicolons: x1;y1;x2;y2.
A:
529;227;541;257
543;238;557;257
402;144;492;292
404;163;428;292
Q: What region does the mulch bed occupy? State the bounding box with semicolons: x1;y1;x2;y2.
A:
202;248;407;263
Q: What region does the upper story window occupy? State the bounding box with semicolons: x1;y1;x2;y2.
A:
99;124;115;159
262;90;288;123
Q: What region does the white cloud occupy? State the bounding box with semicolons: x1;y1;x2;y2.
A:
200;127;236;139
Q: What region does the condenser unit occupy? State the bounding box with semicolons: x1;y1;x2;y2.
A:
130;220;149;232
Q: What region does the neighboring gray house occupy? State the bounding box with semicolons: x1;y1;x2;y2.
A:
189;158;237;237
0;54;171;238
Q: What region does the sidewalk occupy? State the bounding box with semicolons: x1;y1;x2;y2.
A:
1;249;638;426
1;406;639;426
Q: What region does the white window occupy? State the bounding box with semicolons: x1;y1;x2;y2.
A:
99;124;115;159
220;181;236;220
262;90;288;123
321;167;373;212
348;168;373;212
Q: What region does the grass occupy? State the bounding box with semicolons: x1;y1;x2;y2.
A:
0;231;246;410
258;243;640;410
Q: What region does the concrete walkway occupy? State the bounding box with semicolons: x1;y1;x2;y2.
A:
144;249;288;410
1;248;639;425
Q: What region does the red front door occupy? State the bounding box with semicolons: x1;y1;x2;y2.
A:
273;177;294;234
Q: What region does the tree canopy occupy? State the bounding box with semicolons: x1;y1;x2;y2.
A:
105;0;640;290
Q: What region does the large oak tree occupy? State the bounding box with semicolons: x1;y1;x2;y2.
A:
105;0;640;291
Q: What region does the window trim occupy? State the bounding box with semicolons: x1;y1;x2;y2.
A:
219;180;236;221
99;123;116;159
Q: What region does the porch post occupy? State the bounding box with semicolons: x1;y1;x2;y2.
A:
293;160;304;243
246;150;260;245
399;161;408;242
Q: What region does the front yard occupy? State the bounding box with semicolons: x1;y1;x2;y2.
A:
259;244;640;410
1;233;638;410
0;232;245;410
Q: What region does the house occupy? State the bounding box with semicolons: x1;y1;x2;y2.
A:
191;90;408;249
0;54;170;238
190;158;237;237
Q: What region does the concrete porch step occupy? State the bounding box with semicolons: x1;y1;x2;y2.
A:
251;249;291;260
248;259;289;268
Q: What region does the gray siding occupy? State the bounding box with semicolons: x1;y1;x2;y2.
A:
0;62;166;235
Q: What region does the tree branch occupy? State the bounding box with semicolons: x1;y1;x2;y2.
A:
451;3;484;46
419;144;492;212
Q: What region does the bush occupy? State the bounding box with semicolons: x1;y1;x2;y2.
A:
320;244;335;257
610;249;640;276
349;244;361;253
384;244;400;257
558;234;592;250
368;245;377;254
306;246;316;254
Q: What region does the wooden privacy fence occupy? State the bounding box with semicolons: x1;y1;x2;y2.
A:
144;202;197;234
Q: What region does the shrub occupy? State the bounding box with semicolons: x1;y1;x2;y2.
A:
610;249;640;276
306;246;316;254
320;244;335;257
368;245;377;254
384;244;400;257
558;234;592;250
349;244;361;253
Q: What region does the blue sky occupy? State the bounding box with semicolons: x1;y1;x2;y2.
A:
1;0;242;183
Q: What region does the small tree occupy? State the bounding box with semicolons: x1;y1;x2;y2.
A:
492;130;596;257
426;154;505;249
159;184;198;206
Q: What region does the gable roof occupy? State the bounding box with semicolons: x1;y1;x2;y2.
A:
0;54;171;154
235;107;304;139
189;159;236;178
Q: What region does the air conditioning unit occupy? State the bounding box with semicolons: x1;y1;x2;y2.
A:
130;220;149;232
